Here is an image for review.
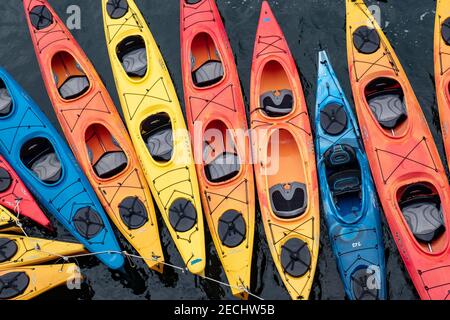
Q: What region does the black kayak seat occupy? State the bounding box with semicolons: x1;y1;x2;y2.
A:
328;169;361;197
145;126;173;162
319;103;348;136
399;184;445;243
30;152;62;184
324;144;356;169
204;152;240;183
58;76;90;100
366;80;407;129
259;90;293;117
92;151;127;179
269;182;307;219
0;88;12;116
192;60;224;87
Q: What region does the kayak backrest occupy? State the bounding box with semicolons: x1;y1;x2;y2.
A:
51;52;90;101
116;36;148;78
269;182;308;219
0;81;12;117
260;90;293;117
365;77;407;129
190;33;224;88
399;183;445;243
204;152;240;183
319;103;348;136
20;137;62;185
140;113;174;162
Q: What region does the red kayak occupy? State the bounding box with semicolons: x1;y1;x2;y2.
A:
0;155;51;229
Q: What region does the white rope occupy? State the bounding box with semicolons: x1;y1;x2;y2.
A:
12;199;28;237
34;246;264;300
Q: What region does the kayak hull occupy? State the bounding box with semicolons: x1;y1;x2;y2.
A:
347;0;450;300
315;50;386;300
250;1;319;300
24;0;163;272
180;0;255;298
102;0;205;275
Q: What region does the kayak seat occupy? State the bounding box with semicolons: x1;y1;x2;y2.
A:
0;88;12;116
399;184;445;243
92;151;128;179
269;182;307;219
192;60;224;87
117;36;148;78
328;169;361;196
145;127;173;162
260;90;293;117
324;144;356;168
320;103;348;136
58;75;90;100
366;78;407;129
204;152;240;183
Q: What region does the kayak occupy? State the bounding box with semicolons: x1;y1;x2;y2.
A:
315;50;386;300
346;0;450;299
249;1;319;300
0;264;81;300
0;234;86;270
180;0;255;298
102;0;205;274
435;0;450;165
0;155;51;229
24;0;164;272
0;68;124;270
0;206;21;233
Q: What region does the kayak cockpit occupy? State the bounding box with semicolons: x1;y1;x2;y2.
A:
140;112;174;163
267;129;307;219
203;120;240;183
190;33;224;88
51;52;90;100
85;124;128;179
398;183;446;251
324;144;363;223
20;137;62;184
116;35;148;79
365;77;408;136
0;80;12;117
259;60;294;117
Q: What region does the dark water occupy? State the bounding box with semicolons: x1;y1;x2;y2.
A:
0;0;439;300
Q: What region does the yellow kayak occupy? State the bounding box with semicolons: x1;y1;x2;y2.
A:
0;264;81;300
101;0;205;274
0;206;21;233
0;234;86;270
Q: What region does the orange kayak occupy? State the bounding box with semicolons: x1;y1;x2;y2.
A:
180;0;255;299
250;1;319;300
435;0;450;165
347;0;450;299
23;0;164;272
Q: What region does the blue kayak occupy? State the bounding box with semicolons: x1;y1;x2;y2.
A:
0;68;124;270
315;51;386;299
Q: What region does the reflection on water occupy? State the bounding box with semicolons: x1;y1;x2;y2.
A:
1;0;432;299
